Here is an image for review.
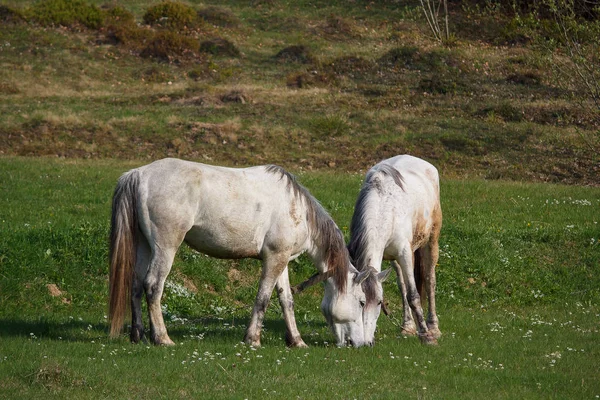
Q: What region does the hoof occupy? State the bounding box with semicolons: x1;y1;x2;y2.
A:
152;334;175;346
418;332;438;346
400;325;418;336
288;339;308;348
286;333;308;348
130;326;145;344
428;327;442;339
244;334;261;348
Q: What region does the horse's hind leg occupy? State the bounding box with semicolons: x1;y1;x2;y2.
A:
144;247;177;346
131;237;151;343
276;266;308;348
422;241;441;339
245;253;288;347
391;260;416;336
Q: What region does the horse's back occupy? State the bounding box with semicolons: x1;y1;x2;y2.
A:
133;158;309;258
375;155;441;251
381;155;439;191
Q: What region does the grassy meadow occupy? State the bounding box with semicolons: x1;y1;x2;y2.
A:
0;0;599;398
0;157;599;399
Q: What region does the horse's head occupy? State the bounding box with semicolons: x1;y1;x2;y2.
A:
360;268;392;346
320;268;371;347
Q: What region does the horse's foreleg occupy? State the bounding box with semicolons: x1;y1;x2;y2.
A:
276;266;308;348
391;260;416;336
396;250;437;345
422;242;441;339
245;255;287;347
144;247;177;346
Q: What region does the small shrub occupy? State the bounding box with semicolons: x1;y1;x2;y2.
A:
199;38;240;57
377;46;419;68
102;5;135;25
507;72;541;86
197;6;240;28
310;114;351;138
143;1;198;31
140;30;199;62
322;14;360;38
327;56;375;77
476;102;524;122
275;45;314;64
419;75;457;95
220;90;250;104
28;0;104;29
139;66;171;83
286;71;332;89
0;82;20;94
378;47;457;72
0;5;26;23
101;6;151;47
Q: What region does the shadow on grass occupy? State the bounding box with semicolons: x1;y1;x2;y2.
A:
0;316;330;346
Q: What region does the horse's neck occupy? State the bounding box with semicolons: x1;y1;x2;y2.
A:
352;192;392;272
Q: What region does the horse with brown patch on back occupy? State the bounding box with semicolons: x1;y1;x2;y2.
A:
347;154;443;345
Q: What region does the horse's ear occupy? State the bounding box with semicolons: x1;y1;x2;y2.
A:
353;269;370;285
378;268;392;283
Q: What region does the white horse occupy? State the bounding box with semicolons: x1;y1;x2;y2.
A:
109;158;370;348
347;155;442;345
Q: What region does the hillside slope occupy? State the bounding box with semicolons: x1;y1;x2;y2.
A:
0;0;598;184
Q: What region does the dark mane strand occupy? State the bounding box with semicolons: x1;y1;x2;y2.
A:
348;163;405;274
362;274;379;306
265;165;349;293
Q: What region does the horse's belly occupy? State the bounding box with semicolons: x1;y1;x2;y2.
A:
184;226;261;259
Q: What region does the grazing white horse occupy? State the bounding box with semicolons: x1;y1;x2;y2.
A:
109;158;370;348
347;155;442;345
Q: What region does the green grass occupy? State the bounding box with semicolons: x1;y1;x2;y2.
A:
0;0;598;397
0;157;599;398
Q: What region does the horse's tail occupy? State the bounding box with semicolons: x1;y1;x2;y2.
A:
414;249;425;301
108;170;139;338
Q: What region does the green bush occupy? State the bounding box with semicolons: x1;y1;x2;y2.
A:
377;46;420;68
199;38;240;57
197;6;240;28
28;0;103;29
0;5;26;23
103;5;135;25
140;30;199;62
143;1;198;31
101;6;152;48
275;45;314;64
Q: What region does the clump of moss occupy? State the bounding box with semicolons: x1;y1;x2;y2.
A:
199;38;240;57
0;5;26;23
140;30;199;62
197;6;240;28
99;5;152;47
326;56;375;78
506;72;541;86
286;71;333;89
143;1;198;31
28;0;103;29
275;45;314;64
103;5;135;25
322;14;360;38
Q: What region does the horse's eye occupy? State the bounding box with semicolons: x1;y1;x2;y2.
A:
359;301;365;308
377;300;383;306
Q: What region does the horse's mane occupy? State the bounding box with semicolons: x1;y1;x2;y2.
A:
347;163;404;304
266;165;348;293
348;163;404;273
